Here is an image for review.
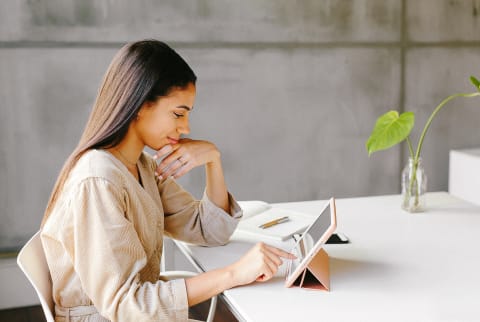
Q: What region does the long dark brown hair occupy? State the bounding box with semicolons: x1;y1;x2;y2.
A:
42;40;196;226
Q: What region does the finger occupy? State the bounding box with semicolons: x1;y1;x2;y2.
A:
265;251;283;273
161;150;191;173
160;146;188;165
157;150;183;172
255;245;281;280
264;260;279;279
158;154;179;171
155;161;176;179
172;162;192;179
265;245;297;259
161;159;184;178
157;159;175;174
262;248;284;267
156;174;168;183
177;153;192;166
152;145;173;161
256;274;267;282
256;273;271;282
257;262;276;282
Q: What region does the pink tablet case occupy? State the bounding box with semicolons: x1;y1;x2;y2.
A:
291;248;330;291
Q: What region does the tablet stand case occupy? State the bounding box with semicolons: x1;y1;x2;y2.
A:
292;248;330;291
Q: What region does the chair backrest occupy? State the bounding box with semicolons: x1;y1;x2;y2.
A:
17;231;55;322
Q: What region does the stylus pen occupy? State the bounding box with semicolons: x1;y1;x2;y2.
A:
259;216;289;229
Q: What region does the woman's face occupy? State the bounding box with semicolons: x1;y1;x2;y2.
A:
134;83;196;150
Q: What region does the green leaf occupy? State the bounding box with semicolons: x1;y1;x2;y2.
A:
366;110;415;156
470;76;480;91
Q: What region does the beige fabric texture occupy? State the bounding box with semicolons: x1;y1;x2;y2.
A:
41;149;242;322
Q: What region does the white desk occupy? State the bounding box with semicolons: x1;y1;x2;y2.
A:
174;192;480;322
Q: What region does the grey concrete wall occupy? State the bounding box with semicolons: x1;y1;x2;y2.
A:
1;0;480;250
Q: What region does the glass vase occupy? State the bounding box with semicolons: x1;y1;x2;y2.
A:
401;157;427;212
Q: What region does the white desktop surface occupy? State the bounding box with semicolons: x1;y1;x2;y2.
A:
175;192;480;322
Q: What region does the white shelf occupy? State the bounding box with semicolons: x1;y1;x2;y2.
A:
449;148;480;205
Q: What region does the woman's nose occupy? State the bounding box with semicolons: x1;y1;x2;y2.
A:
177;118;190;135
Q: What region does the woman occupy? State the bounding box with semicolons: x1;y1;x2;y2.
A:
40;40;294;322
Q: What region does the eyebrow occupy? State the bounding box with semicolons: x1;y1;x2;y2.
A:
176;105;193;111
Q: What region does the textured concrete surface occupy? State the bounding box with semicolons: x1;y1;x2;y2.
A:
407;0;480;41
0;48;116;248
177;47;401;201
0;0;401;42
1;0;480;251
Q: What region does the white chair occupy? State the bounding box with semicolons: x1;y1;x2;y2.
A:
17;231;217;322
17;231;55;322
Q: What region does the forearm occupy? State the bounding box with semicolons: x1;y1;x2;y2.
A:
205;155;229;213
185;242;297;306
184;266;236;306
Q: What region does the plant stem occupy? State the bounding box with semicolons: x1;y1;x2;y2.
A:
406;92;479;211
414;92;480;161
406;136;414;159
407;157;419;209
405;136;417;210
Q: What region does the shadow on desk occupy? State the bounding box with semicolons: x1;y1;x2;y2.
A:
329;257;391;281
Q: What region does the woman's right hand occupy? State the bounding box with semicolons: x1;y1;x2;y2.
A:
229;242;296;285
184;242;296;306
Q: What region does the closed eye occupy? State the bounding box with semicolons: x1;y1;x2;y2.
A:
173;112;184;118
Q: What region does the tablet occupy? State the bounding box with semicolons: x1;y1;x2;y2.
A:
284;197;337;288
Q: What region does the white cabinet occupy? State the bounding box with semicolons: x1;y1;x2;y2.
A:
449;148;480;205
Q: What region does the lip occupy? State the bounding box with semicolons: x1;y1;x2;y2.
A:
167;137;179;145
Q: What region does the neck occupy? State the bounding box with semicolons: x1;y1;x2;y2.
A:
110;147;141;182
107;129;144;177
116;148;137;168
108;141;143;172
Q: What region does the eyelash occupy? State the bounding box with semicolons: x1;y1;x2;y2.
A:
173;112;184;118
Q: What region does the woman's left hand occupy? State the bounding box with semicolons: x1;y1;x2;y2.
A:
153;138;220;180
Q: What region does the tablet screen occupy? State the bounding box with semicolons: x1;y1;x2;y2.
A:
285;199;334;283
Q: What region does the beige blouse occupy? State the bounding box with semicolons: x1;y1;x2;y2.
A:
41;149;242;322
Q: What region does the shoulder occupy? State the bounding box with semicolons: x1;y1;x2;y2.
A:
44;151;128;235
68;149;127;187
